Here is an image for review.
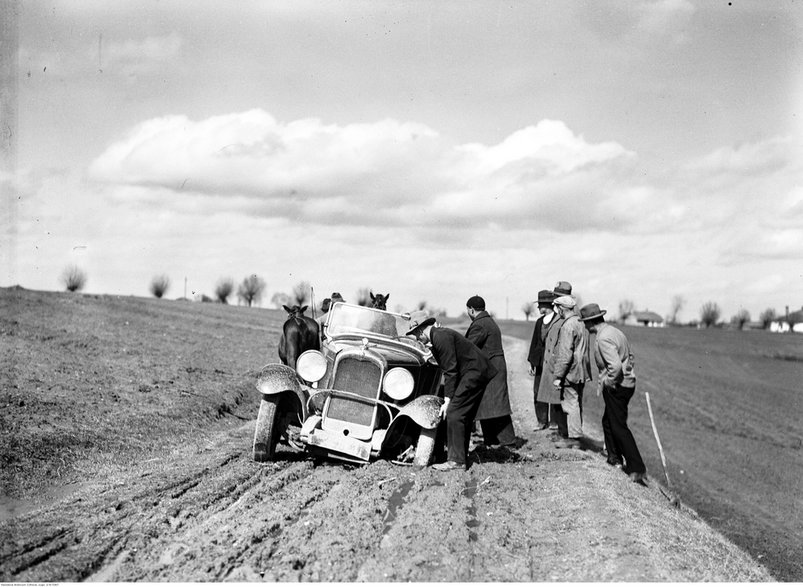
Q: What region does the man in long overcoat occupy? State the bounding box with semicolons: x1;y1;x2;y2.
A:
527;289;559;430
465;295;516;447
536;300;568;438
406;310;496;471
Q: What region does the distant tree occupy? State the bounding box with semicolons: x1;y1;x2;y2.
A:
522;301;534;321
292;281;312;306
271;291;291;309
150;274;170;299
759;308;776;330
618;299;636;322
237;275;266;307
416;300;428;311
356;287;371;307
669;295;685;325
700;301;721;328
215;278;235;304
61;264;87;292
731;309;751;330
200;294;214;303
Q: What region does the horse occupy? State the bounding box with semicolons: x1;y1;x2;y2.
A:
370;292;389;310
278;304;320;369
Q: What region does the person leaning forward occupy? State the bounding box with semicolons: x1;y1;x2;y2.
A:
579;303;646;484
406;310;497;471
465;295;517;447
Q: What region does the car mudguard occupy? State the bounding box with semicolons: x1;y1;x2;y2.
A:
255;363;309;421
395;395;443;429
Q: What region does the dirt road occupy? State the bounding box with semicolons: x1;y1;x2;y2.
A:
1;330;769;582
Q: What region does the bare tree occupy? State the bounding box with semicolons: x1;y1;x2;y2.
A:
270;291;291;309
618;299;636;322
731;309;751;330
61;264;87;292
150;274;170;299
292;281;312;306
700;301;721;328
669;295;685;325
215;278;234;304
356;287;371;307
759;308;776;329
237;275;266;307
521;301;534;321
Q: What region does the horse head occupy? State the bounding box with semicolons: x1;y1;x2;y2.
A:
282;304;309;323
369;292;389;310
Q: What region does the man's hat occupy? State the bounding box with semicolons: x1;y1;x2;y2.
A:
406;310;436;335
331;292;344;301
535;289;557;305
553;295;576;309
553;281;572;296
466;295;485;310
579;303;607;322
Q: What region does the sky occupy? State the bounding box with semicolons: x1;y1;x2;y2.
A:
2;0;802;322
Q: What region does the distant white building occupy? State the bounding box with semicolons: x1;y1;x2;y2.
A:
770;307;803;333
624;310;665;328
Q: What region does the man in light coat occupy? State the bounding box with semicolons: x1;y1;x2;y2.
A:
527;289;559;430
549;295;591;449
579;303;646;483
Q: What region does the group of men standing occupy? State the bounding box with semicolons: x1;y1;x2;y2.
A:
407;281;646;484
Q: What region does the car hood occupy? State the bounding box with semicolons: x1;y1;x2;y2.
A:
325;334;433;366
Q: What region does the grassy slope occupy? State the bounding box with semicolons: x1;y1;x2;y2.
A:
1;287;273;496
497;317;803;581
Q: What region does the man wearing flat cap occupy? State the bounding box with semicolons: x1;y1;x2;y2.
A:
406;310;497;471
542;294;591;449
465;295;516;447
527;289;559;431
580;303;646;484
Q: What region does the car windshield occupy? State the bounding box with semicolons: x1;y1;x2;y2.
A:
326;303;413;340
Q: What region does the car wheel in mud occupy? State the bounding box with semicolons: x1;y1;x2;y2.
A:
413;427;437;468
253;397;280;462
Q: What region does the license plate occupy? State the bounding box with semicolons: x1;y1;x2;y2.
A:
307;428;371;461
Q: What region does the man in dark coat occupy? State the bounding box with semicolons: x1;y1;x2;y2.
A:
465;295;516;447
527;289;559;431
406;310;496;471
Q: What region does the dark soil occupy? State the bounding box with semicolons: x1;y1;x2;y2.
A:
0;288;773;581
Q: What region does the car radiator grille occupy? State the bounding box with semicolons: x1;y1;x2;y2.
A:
327;358;382;426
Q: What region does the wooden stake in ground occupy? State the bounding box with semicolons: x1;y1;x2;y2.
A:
645;392;680;508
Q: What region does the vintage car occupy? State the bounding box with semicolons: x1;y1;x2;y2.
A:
252;302;443;466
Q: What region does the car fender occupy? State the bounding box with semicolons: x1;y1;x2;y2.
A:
398;395;443;429
255;363;309;421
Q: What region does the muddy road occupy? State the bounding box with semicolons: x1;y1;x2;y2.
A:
1;327;769;582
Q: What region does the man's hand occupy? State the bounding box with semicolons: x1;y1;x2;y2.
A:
439;397;451;420
552;378;562;389
528;365;535;376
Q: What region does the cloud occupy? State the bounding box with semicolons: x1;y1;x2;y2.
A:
89;110;641;232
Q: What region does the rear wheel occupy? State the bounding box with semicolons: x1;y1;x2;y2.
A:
253;397;280;462
413;427;437;468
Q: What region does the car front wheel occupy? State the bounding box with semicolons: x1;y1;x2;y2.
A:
253;397;280;462
413;427;437;468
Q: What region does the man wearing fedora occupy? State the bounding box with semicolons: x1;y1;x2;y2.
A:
528;289;559;431
549;294;592;449
465;295;517;448
406;310;497;471
579;303;646;483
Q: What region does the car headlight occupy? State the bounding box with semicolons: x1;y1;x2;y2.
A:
383;368;414;401
297;350;327;383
